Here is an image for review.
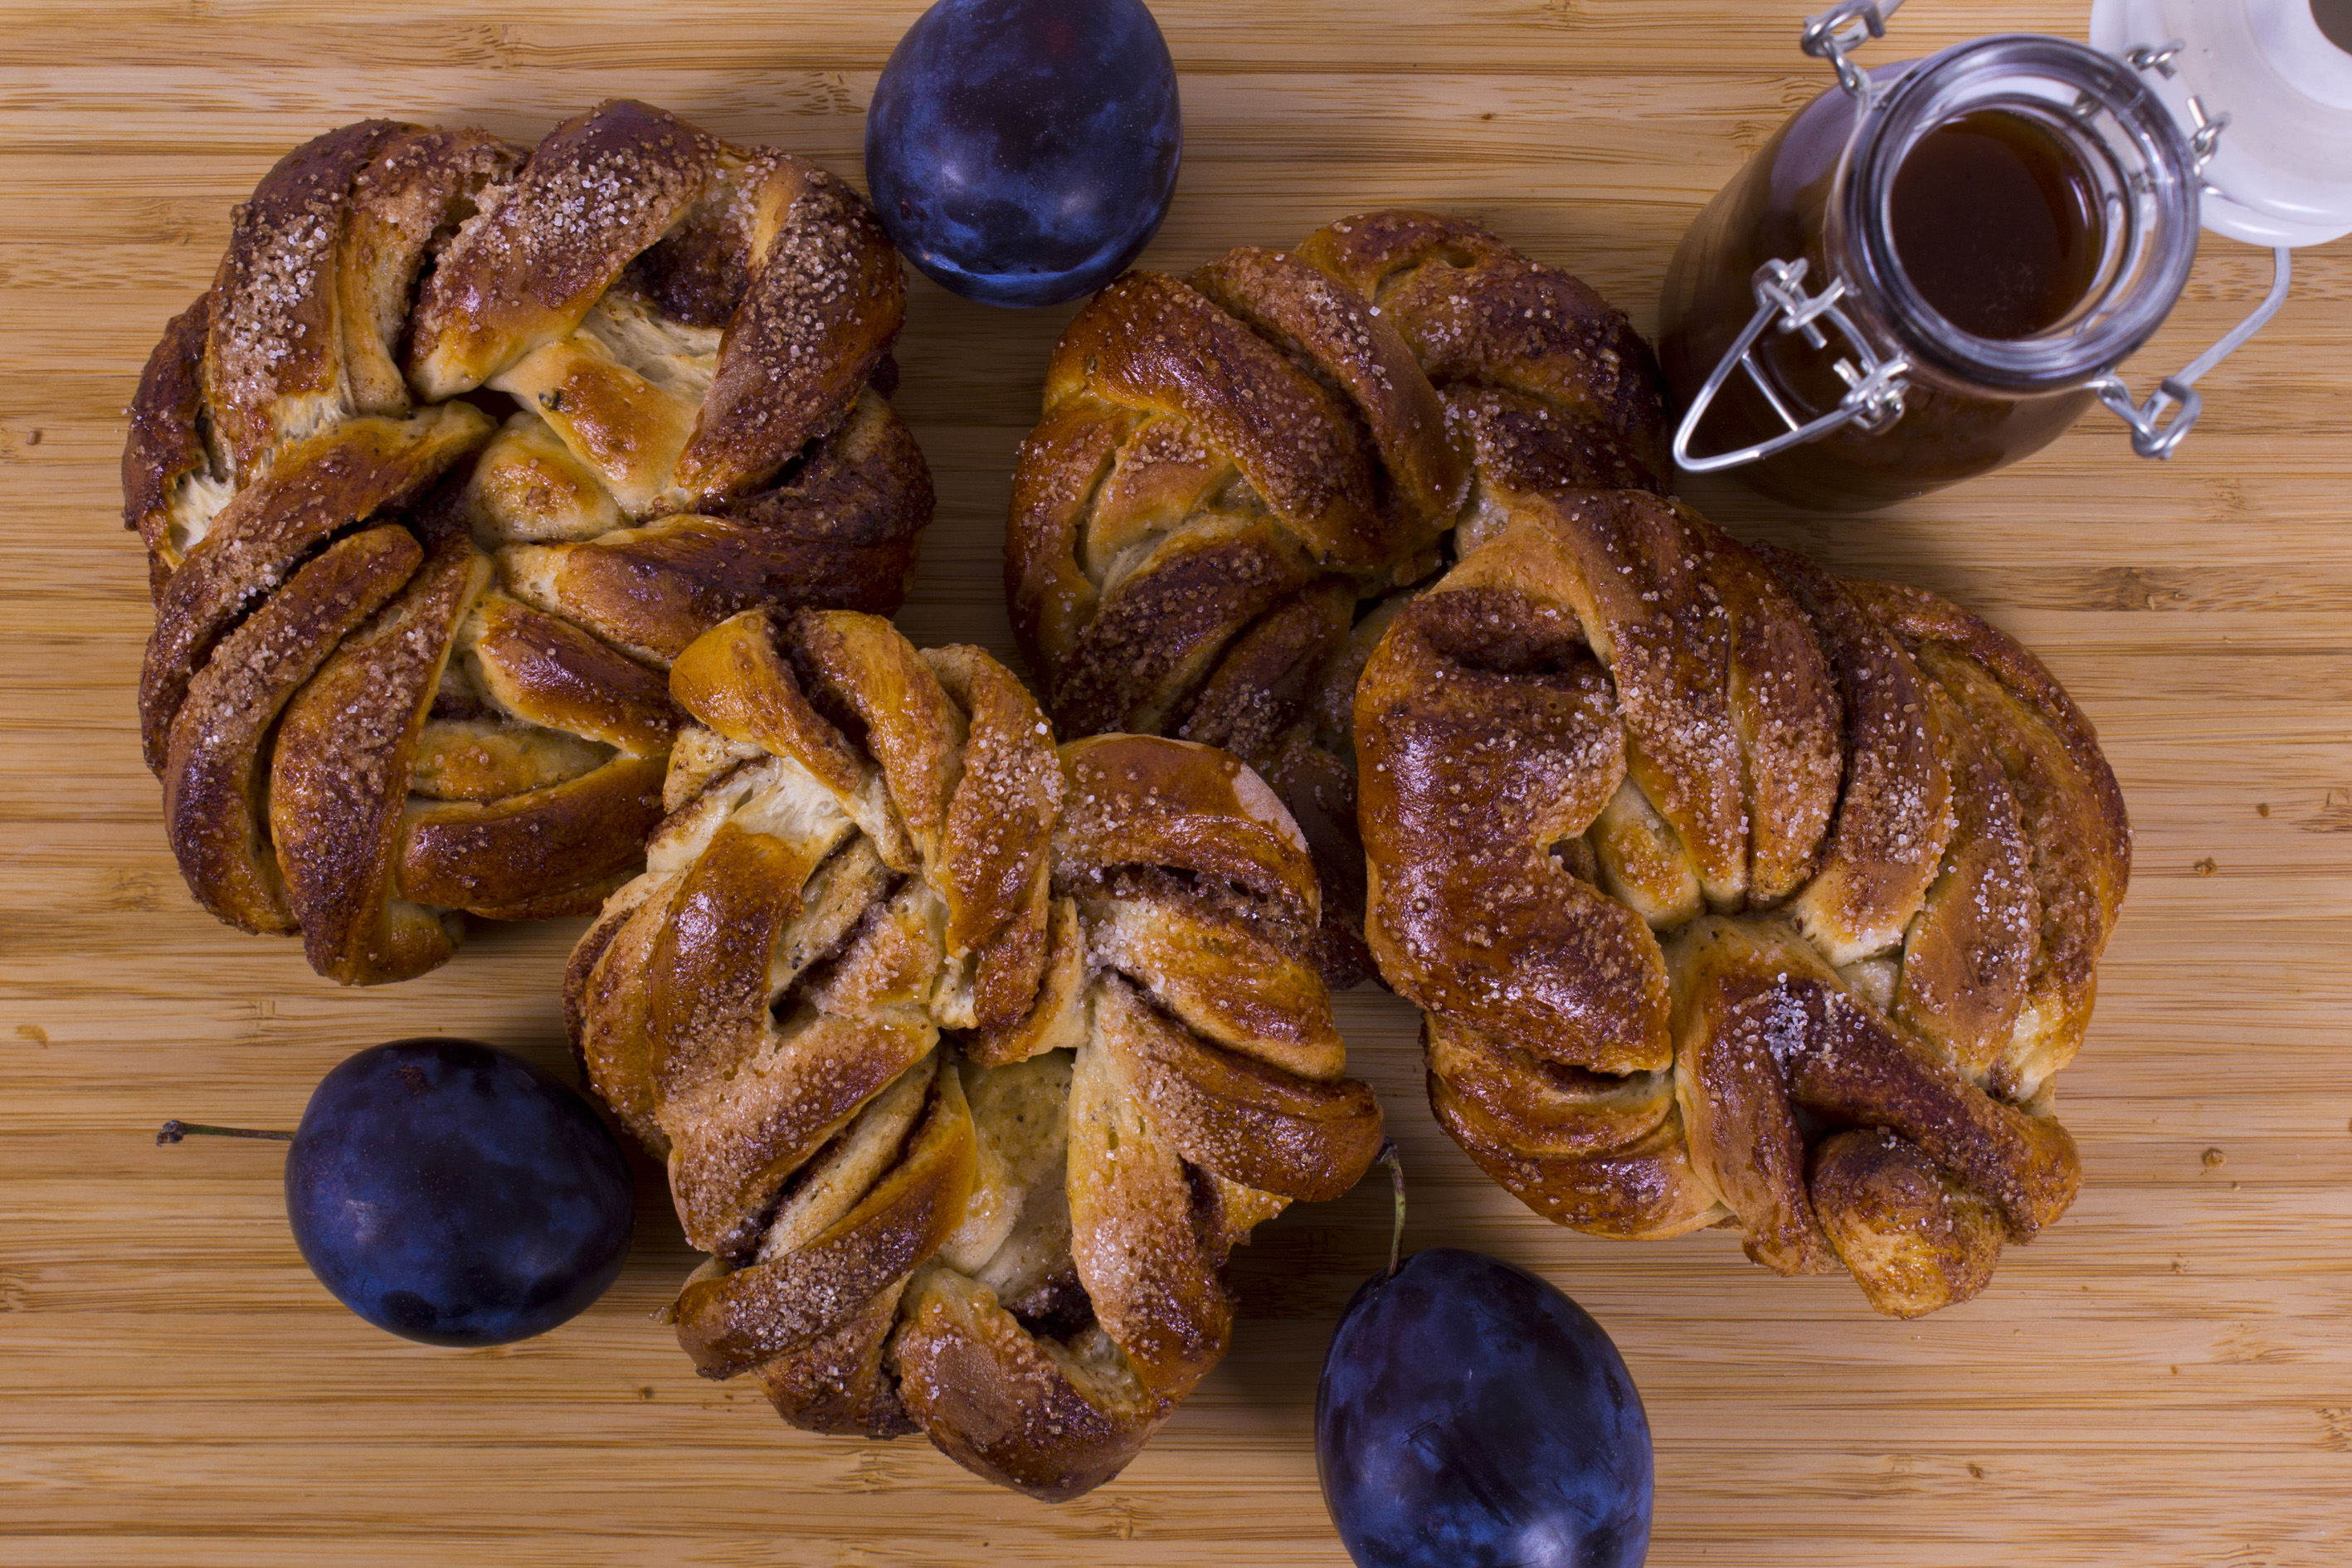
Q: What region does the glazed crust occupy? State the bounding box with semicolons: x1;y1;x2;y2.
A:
1006;210;1667;983
124;100;929;984
1355;494;2129;1316
567;610;1381;1499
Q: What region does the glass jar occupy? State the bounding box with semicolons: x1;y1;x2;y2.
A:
1658;17;2207;510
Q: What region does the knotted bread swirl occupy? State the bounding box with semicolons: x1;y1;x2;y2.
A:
1006;211;1668;980
1354;492;2130;1316
565;608;1383;1498
125;100;928;983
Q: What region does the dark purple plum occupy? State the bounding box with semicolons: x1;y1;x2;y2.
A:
282;1040;634;1346
1317;1248;1653;1568
864;0;1181;306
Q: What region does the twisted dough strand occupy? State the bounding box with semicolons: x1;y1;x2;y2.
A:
567;609;1381;1499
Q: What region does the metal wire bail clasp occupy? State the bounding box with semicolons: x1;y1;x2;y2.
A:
2088;41;2288;460
2090;246;2290;459
1802;0;1906;101
1672;259;1913;474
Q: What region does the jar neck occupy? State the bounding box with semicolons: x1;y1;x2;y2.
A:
1825;35;2201;397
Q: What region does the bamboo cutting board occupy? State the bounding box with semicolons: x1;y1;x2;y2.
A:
3;2;2349;1563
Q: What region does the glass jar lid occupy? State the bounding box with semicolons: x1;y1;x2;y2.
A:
2091;0;2352;247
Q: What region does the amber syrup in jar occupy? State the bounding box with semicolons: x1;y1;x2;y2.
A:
1889;110;2104;341
1659;36;2201;511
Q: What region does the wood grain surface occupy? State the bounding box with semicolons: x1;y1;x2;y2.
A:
3;2;2349;1563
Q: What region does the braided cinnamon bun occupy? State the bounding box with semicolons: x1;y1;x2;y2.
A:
1354;492;2130;1315
567;608;1383;1496
127;100;928;982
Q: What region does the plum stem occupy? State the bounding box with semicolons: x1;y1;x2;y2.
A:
1376;1139;1405;1278
156;1121;293;1146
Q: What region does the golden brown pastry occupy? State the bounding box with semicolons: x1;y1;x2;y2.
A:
1006;210;1667;980
126;100;929;983
566;608;1382;1498
1353;491;2130;1316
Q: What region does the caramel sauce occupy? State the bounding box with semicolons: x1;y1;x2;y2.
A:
1889;110;2102;340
